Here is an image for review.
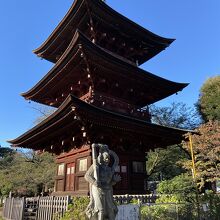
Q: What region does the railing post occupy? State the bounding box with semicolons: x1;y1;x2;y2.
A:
9;197;14;219
66;195;71;211
2;198;7;218
50;196;54;220
20;197;25;220
37;196;40;220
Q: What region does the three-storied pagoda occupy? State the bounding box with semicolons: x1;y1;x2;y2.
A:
9;0;189;195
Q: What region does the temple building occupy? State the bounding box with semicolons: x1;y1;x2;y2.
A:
9;0;189;195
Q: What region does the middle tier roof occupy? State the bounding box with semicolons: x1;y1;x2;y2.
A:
22;30;188;108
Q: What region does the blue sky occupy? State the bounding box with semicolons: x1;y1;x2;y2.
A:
0;0;219;147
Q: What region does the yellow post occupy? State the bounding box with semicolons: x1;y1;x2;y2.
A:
189;133;201;219
189;133;196;179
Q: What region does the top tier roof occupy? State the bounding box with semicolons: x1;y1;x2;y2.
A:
33;0;174;65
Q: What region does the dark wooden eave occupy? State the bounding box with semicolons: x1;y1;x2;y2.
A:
8;95;190;151
33;0;174;65
22;30;188;108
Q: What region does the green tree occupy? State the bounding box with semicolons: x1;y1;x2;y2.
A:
0;145;14;158
146;102;200;182
146;145;189;181
0;150;56;197
0;145;15;169
0;146;16;197
197;75;220;122
13;151;56;196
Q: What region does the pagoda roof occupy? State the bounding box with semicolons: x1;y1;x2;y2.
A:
8;95;190;152
33;0;174;65
22;30;188;108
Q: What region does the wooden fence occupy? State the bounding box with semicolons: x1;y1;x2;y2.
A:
36;196;69;220
3;197;25;220
2;194;157;219
2;196;70;220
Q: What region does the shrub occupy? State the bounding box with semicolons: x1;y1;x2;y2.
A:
140;174;198;220
141;204;174;220
61;197;90;220
200;191;220;219
157;174;197;204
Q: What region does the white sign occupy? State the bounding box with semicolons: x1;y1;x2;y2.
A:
116;204;139;220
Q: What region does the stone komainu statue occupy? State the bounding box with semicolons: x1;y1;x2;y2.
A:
84;144;121;220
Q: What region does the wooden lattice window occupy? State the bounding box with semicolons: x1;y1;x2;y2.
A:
78;158;88;172
132;161;144;173
57;163;65;176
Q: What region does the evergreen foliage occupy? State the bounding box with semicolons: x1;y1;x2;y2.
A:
141;175;220;220
146;145;189;181
0;150;56;197
156;174;197;203
198;75;220;122
141;174;198;220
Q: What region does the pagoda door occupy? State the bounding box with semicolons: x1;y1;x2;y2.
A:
65;162;75;191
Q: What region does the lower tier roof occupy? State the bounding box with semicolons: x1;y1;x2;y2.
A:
8;95;190;153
